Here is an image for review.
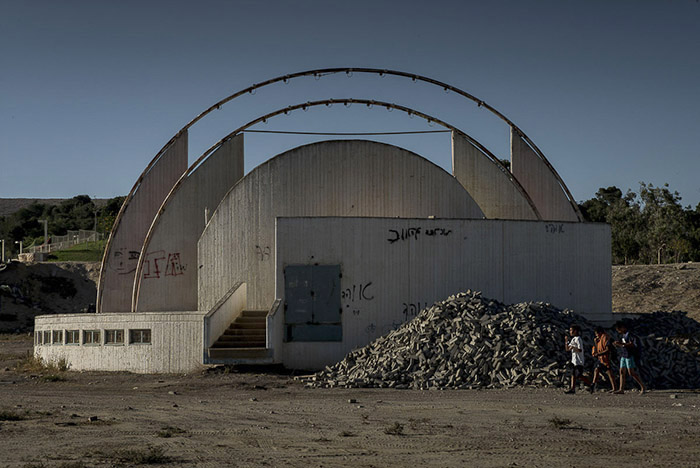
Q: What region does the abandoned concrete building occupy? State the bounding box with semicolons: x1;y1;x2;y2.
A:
34;69;611;373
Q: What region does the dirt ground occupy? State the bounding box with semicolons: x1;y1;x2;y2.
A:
1;335;699;468
613;262;700;320
1;262;700;467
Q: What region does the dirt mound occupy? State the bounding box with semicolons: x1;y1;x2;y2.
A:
613;262;700;320
0;261;99;332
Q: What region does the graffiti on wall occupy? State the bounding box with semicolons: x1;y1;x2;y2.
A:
143;251;186;279
342;281;374;317
255;245;271;261
112;247;140;275
387;227;452;244
545;223;565;234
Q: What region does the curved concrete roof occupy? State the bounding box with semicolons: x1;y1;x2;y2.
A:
197;139;484;311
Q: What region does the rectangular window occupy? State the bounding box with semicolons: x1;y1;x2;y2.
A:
35;331;42;346
129;329;151;344
83;330;101;345
65;330;80;345
52;330;63;345
43;330;51;345
105;329;124;345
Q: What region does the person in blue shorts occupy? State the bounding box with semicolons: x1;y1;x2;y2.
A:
612;321;646;394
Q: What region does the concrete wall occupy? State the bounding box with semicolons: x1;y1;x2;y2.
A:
510;130;579;222
34;311;204;373
452;132;538;220
203;282;247;349
134;135;244;312
198;140;485;313
274;217;611;369
98;133;188;312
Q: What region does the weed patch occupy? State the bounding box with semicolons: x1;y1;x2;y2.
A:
548;416;572;430
384;422;404;436
112;445;173;465
157;425;187;438
14;353;69;373
0;409;24;421
43;374;67;382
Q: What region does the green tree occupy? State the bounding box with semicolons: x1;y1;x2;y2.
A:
638;183;690;264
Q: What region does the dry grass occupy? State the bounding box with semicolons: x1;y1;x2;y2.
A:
548;416;573;430
384;421;405;435
0;409;25;421
111;445;173;465
14;352;69;374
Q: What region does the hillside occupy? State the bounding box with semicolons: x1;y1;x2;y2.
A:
612;262;700;321
0;198;111;216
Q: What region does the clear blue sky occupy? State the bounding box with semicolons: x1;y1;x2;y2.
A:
1;0;699;207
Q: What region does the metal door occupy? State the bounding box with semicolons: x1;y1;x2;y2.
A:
284;265;342;341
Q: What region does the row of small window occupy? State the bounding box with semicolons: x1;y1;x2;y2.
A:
35;329;152;346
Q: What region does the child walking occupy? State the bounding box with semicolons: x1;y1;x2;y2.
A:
591;326;617;392
613;321;646;395
564;325;593;394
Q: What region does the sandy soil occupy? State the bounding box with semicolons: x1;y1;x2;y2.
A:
1;263;700;466
1;335;700;468
613;262;700;320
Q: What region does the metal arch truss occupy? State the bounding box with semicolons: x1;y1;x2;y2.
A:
99;68;582;312
130;97;543;311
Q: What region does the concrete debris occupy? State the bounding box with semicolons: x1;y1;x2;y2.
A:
303;291;700;390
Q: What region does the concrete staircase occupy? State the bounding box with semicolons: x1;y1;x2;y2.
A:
208;310;273;362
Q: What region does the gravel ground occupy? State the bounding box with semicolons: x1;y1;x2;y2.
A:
2;335;700;468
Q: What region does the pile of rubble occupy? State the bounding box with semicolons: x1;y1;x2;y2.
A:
625;311;700;388
304;291;700;390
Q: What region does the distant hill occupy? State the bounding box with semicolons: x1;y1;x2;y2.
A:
0;198;112;217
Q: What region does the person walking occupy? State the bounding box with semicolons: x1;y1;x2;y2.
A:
591;326;617;392
564;325;593;394
613;321;646;395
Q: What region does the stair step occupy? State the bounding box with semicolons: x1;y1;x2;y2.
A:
208;347;273;360
231;322;266;330
223;328;265;336
217;333;264;341
240;310;267;318
236;317;266;324
212;341;265;348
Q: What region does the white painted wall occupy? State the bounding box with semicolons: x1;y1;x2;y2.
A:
98;133;188;312
35;311;204;373
510;130;579;222
203;282;247;349
274;217;611;369
452;132;538;220
198;140;484;313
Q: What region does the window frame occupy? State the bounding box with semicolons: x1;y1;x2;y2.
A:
65;329;80;345
83;329;101;346
129;329;152;345
104;329;125;346
52;330;63;345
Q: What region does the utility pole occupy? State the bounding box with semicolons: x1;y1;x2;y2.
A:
1;239;4;263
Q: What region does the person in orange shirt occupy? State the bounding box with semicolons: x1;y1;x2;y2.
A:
591;326;617;393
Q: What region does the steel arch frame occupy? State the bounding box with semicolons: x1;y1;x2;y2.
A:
130;97;543;311
99;68;582;312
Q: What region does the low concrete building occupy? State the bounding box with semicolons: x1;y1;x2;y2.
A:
35;69;611;373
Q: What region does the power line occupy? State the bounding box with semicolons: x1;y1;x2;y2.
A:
241;129;451;136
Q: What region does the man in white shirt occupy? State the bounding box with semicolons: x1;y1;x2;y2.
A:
564;325;593;394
